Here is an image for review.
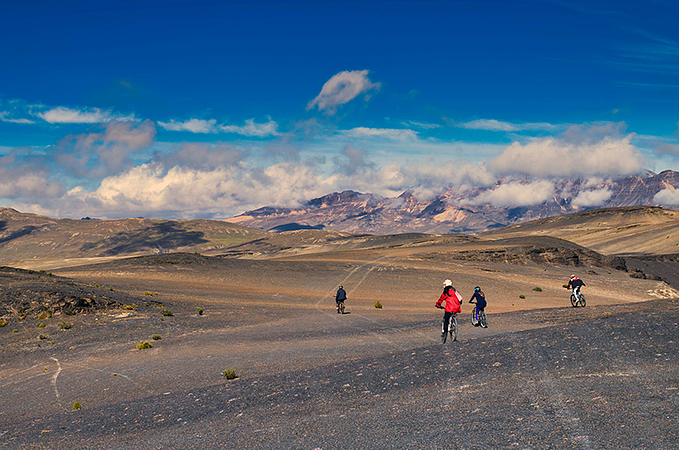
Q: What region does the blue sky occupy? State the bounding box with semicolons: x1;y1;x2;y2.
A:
1;0;679;218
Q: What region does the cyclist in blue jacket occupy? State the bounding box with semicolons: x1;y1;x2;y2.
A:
469;286;487;325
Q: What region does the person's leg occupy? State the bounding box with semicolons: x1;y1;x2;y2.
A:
442;311;452;334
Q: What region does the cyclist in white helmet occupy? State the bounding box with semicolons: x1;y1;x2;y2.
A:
435;279;462;338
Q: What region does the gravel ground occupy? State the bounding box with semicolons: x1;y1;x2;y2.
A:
3;298;678;449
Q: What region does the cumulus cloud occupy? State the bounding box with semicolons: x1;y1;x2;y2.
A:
55;119;156;178
219;118;279;137
0;149;64;200
36;106;134;124
341;127;418;141
489;134;644;178
307;70;381;115
157;118;217;133
458;119;561;132
58;161;341;218
654;188;679;205
559;122;628;144
333;145;376;176
571;187;613;208
465;180;555;207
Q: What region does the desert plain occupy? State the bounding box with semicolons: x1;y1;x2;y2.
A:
1;207;679;449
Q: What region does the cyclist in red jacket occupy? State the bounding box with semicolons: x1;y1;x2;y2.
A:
435;279;462;338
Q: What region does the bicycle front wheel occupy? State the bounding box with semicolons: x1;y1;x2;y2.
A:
471;309;478;326
479;311;488;328
579;294;586;307
570;294;577;307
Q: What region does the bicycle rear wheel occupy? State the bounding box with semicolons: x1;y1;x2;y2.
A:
450;316;458;342
441;320;447;344
340;302;345;314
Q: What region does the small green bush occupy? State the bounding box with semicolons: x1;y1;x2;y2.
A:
223;368;238;380
0;319;9;328
39;270;46;273
37;322;46;328
12;329;18;333
374;301;383;309
151;334;162;340
63;308;76;316
38;311;52;320
72;401;81;411
38;334;47;340
136;341;153;350
121;304;137;310
161;309;173;317
519;294;526;299
532;287;542;292
47;272;53;276
94;283;99;288
196;307;204;315
59;321;72;330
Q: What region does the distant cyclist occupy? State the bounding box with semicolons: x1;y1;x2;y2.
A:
435;279;462;338
335;285;347;314
469;286;487;325
566;275;585;300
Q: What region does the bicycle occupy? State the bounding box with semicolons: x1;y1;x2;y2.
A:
470;301;488;328
337;300;345;314
570;290;586;307
441;313;458;343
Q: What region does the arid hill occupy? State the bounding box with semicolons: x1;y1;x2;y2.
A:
482;206;679;255
0;208;267;266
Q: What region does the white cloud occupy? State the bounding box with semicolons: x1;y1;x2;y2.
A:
36;106;135;124
571;187;613;207
307;70;381;115
402;120;441;129
55;119;157;178
654;188;679;205
489;134;644;178
341;127;418;141
458;119;561;132
465;180;555;207
157;118;217;133
219;118;279;137
156;143;244;170
0;172;64;199
0;112;34;124
57;161;341;218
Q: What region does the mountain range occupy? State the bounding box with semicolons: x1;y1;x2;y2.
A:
228;170;679;234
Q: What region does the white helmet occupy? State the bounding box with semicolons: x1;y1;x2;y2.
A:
443;279;453;287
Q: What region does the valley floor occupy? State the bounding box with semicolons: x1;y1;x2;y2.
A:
1;249;678;449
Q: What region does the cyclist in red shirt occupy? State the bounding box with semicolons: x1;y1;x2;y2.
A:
435;279;462;338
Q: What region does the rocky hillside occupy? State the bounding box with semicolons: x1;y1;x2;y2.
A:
228;170;679;234
0;208;267;265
